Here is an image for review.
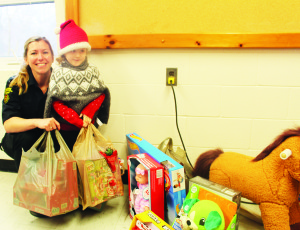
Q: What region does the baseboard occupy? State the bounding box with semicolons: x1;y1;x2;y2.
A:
0;159;129;184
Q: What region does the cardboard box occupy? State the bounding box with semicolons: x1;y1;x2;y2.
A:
128;153;164;220
129;210;175;230
173;176;241;230
126;133;186;224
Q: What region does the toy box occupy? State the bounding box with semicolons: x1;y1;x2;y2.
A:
129;210;175;230
173;176;241;230
128;153;164;220
126;133;186;224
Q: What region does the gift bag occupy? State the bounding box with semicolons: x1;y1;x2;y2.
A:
13;130;79;217
158;137;193;179
73;124;124;210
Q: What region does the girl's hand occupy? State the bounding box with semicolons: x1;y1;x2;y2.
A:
81;114;92;127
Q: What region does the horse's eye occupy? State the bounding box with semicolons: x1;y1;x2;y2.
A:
200;218;205;226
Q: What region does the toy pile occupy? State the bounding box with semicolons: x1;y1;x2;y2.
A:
127;133;186;225
126;133;241;230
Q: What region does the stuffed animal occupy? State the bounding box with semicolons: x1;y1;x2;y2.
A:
178;198;225;230
193;127;300;230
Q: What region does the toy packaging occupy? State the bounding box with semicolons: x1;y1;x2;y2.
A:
128;153;165;220
173;176;241;230
129;210;175;230
126;133;186;225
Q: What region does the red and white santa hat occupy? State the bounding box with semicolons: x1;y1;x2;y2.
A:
55;19;91;56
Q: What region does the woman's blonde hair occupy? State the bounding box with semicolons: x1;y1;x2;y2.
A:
56;56;64;64
9;36;54;95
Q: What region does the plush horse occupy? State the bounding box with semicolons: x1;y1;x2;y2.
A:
193;127;300;230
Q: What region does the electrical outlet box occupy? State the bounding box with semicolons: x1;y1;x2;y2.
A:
166;68;177;86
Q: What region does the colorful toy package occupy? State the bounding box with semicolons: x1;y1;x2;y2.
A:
172;176;241;230
128;153;165;220
129;210;175;230
126;133;186;224
84;159;118;203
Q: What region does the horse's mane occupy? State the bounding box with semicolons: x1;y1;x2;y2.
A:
253;127;300;162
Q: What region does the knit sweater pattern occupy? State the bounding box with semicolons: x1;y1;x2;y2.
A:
44;63;107;126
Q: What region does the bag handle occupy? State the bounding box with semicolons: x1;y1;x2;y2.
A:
54;130;67;148
45;131;55;192
158;137;174;152
26;131;47;153
89;123;113;152
54;130;75;160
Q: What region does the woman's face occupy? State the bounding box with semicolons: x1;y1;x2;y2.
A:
64;48;87;66
25;40;54;78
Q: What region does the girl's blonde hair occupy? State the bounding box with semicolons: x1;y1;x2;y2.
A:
9;36;54;95
55;48;89;65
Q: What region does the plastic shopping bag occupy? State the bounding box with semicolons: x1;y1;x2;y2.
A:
73;124;124;210
13;130;79;217
158;137;193;179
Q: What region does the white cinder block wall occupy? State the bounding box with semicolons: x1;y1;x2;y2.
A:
88;48;300;169
1;0;300;168
1;48;300;168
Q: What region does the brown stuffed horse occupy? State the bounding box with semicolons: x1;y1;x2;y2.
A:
193;127;300;230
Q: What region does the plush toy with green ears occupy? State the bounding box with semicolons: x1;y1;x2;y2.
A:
179;198;225;230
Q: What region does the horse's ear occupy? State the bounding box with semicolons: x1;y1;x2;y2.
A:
280;149;292;160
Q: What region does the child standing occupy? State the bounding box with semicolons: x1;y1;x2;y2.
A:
44;19;110;150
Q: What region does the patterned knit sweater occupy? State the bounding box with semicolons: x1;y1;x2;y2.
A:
44;60;110;129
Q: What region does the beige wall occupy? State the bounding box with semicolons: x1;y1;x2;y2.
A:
81;0;300;34
1;1;300;168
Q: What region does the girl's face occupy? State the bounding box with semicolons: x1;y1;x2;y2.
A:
25;40;54;77
64;48;87;66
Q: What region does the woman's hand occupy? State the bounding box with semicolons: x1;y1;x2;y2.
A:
81;114;92;127
36;118;60;131
4;117;60;133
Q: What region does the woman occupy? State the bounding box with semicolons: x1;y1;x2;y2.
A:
1;36;60;171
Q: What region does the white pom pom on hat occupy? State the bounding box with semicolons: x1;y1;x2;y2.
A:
54;27;61;35
56;19;91;56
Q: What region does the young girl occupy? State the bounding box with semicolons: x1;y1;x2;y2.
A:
44;19;110;150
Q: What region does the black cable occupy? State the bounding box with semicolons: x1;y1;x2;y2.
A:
171;85;194;170
171;85;257;205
